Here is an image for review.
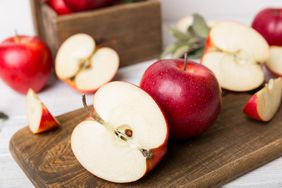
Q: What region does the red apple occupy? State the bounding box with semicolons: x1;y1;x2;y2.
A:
47;0;72;15
252;8;282;46
63;0;115;12
140;59;221;140
27;89;60;134
0;35;52;94
243;78;282;122
71;82;168;183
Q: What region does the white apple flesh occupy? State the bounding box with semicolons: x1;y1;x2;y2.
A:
266;46;282;76
71;82;168;183
201;21;269;92
55;33;119;93
27;89;60;134
243;78;282;122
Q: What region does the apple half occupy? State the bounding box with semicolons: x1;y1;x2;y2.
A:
201;21;269;92
243;78;282;122
266;46;282;76
55;33;119;93
26;89;60;134
71;81;168;183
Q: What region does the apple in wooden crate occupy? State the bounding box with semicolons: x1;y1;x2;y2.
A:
243;78;282;122
140;57;221;140
63;0;116;12
71;82;168;183
0;35;52;94
47;0;72;15
201;21;269;92
27;89;60;134
55;33;119;93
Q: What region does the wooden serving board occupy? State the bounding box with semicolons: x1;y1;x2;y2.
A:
9;93;282;187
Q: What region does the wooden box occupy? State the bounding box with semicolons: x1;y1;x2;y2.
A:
30;0;162;66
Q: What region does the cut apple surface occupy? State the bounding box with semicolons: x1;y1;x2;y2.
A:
71;82;168;183
26;89;59;134
201;21;269;92
243;78;282;122
55;33;119;93
202;52;265;91
266;46;282;76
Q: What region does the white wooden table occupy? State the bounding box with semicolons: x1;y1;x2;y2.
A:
1;60;282;188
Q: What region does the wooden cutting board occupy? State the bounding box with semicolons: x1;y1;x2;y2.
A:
9;93;282;187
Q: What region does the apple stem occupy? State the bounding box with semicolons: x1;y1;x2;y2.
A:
184;52;188;71
14;30;20;43
81;95;153;159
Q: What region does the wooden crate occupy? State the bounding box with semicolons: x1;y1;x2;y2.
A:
30;0;162;66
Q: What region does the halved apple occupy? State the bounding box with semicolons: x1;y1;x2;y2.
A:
201;21;269;92
71;81;168;183
243;78;282;122
266;46;282;76
55;33;119;93
26;89;60;134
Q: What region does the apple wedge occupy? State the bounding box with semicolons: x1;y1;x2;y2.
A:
266;46;282;76
71;82;168;183
55;33;119;93
243;78;282;122
26;89;60;134
201;21;269;92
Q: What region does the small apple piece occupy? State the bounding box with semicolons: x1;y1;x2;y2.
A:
243;78;282;122
71;82;168;183
55;33;119;93
27;89;60;134
266;46;282;76
201;21;269;92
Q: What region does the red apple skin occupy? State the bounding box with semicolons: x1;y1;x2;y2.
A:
243;95;262;121
47;0;72;15
0;36;52;94
32;107;60;134
252;8;282;46
63;0;116;12
140;59;222;140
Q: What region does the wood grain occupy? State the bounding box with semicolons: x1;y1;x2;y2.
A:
29;0;162;67
9;93;282;187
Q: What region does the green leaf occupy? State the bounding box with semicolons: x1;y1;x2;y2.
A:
172;45;190;58
169;27;191;41
191;13;210;38
0;112;8;121
188;48;205;59
161;43;178;58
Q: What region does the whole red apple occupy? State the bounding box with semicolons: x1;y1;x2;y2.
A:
0;35;52;94
47;0;72;15
140;59;221;140
252;8;282;46
63;0;116;12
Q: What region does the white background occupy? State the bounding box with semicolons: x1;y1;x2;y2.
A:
1;0;282;188
0;0;282;41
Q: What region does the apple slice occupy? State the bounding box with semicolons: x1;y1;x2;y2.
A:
201;21;269;92
266;46;282;76
55;33;119;93
26;89;60;134
71;82;168;183
202;52;264;91
243;78;282;122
